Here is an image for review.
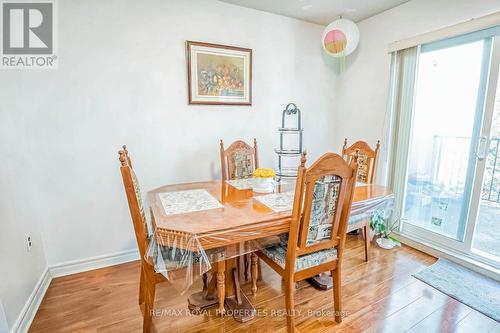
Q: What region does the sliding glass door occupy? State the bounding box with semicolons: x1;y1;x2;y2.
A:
399;27;500;267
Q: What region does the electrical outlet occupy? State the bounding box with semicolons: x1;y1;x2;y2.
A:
26;234;32;252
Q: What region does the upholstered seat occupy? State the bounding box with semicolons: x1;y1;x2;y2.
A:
220;139;259;182
261;240;337;271
269;214;386;270
259;174;340;272
253;152;358;332
342;139;381;262
148;235;226;272
220;138;260;285
119;146;167;333
120;146;229;333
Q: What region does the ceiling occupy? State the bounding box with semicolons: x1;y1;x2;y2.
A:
218;0;410;25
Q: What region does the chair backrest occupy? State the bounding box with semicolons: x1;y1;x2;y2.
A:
342;139;380;184
220;139;259;181
118;145;149;259
287;152;358;263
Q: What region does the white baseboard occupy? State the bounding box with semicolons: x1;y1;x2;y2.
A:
10;249;140;333
11;268;52;333
49;248;139;278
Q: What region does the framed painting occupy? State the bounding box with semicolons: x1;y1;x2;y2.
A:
187;41;252;105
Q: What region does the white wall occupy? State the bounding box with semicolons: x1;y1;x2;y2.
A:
0;0;336;274
0;146;48;329
5;0;498;329
0;300;8;333
334;0;500;184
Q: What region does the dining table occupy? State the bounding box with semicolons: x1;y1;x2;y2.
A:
147;178;394;323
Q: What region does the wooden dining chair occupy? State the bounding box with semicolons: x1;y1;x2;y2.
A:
252;151;358;332
220;138;260;281
118;146;165;333
220;138;259;182
342;139;380;184
342;139;380;261
119;146;217;332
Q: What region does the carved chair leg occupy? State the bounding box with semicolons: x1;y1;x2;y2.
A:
284;275;296;332
332;268;342;324
139;263;145;305
143;266;156;333
251;253;258;295
216;261;226;316
363;223;370;262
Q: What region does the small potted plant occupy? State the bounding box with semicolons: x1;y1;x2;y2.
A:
370;211;401;249
252;168;276;193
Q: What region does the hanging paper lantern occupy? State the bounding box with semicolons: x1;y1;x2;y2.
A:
322;18;359;71
322;18;360;57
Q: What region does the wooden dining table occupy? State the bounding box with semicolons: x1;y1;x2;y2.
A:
148;180;394;322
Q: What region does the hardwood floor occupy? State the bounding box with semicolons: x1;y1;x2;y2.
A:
29;236;500;333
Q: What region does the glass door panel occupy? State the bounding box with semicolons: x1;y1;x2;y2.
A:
403;40;487;241
472;67;500;261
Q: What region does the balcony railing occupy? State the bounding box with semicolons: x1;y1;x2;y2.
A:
429;135;500;203
482;137;500;203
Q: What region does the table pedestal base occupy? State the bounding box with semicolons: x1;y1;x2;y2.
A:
225;265;256;322
308;273;333;290
187;292;219;313
187;257;257;322
188;273;219;312
225;292;256;322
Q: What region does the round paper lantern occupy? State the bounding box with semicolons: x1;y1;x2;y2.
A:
322;19;360;57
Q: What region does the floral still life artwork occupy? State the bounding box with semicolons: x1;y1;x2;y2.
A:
187;41;252;105
197;54;244;97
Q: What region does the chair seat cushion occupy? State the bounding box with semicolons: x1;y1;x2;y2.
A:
260;238;337;272
348;214;365;225
147;235;225;272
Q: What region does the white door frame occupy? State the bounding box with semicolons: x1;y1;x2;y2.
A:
465;36;500;267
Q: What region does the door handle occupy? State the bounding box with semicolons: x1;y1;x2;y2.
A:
475;136;489;161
